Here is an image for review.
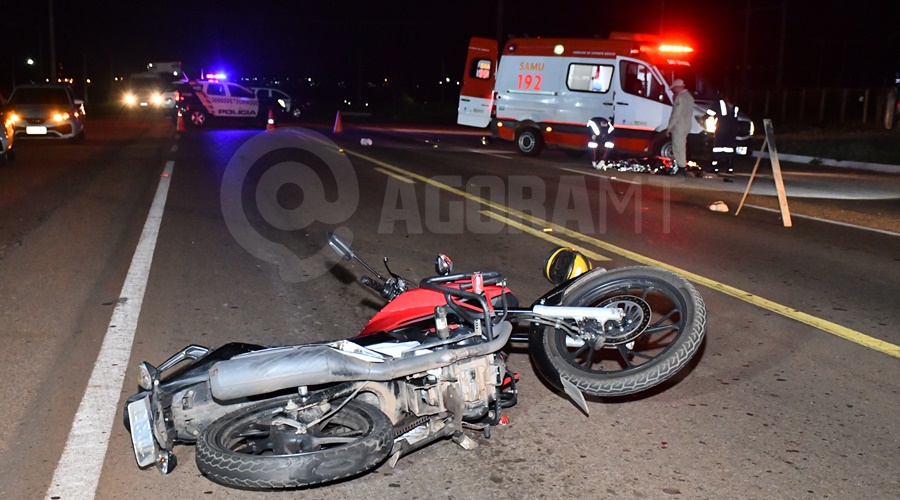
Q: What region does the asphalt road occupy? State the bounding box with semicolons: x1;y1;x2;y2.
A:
0;115;897;499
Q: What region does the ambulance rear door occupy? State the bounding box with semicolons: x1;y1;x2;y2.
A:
457;37;498;128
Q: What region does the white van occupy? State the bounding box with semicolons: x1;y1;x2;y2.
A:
457;33;753;160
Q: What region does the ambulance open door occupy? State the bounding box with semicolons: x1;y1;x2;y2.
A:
457;37;498;128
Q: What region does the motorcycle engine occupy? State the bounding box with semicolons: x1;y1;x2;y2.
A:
447;354;505;420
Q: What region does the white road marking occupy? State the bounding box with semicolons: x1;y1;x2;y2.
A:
744;204;900;236
46;160;175;500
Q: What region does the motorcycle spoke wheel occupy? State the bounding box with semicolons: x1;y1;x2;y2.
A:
196;397;393;489
532;266;706;397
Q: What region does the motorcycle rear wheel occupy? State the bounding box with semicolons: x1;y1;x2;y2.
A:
530;266;706;397
196;396;393;489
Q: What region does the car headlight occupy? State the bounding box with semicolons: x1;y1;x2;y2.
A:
703;115;718;134
124;93;137;106
7;113;19;124
151;94;164;105
277;98;286;109
53;112;71;122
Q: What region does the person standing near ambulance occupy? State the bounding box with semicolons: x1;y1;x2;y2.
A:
665;79;694;174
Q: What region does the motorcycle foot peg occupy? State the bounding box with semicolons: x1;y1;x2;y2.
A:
155;450;176;474
452;431;478;450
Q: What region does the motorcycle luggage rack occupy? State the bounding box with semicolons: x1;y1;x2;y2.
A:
419;272;505;342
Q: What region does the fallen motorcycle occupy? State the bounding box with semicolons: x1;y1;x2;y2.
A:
123;233;706;489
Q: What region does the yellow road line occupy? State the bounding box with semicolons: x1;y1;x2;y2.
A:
480;210;610;262
374;167;415;184
343;149;900;359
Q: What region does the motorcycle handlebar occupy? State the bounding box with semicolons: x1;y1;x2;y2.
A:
360;275;384;294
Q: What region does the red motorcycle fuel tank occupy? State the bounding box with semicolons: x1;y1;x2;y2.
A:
359;284;510;336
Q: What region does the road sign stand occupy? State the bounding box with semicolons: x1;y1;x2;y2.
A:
735;119;793;227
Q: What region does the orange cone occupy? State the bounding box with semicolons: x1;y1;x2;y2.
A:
266;108;276;132
176;109;186;132
333;110;343;134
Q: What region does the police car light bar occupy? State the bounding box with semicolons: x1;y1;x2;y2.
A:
205;73;227;80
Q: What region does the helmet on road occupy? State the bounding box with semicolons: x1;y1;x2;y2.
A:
543;247;593;285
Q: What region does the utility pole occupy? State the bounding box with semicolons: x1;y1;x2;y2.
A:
775;0;788;90
496;0;504;46
740;0;751;93
659;0;666;34
48;0;56;81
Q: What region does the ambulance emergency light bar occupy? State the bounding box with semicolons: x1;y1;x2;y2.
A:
658;45;694;53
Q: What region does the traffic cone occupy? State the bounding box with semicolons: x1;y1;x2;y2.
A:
176;109;186;132
333;110;343;134
266;108;276;132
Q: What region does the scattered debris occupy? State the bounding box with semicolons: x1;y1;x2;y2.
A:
360;138;373;146
709;201;729;213
590;156;703;176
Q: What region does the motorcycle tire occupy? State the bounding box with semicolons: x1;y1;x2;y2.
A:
195;396;394;489
530;266;706;397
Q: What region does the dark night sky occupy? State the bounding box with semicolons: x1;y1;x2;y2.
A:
3;0;897;98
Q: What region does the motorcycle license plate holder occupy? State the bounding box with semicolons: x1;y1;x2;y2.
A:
127;395;159;468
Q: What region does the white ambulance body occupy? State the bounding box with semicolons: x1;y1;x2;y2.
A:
458;33;752;159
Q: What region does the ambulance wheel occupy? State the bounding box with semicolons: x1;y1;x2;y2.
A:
516;128;543;156
189;108;208;127
652;136;675;159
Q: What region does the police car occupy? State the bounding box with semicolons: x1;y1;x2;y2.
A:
175;78;266;127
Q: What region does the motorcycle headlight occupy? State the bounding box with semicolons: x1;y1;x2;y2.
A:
138;362;157;390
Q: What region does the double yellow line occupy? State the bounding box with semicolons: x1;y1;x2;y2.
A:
346;148;899;359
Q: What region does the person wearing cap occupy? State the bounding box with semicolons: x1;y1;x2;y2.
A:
665;79;694;174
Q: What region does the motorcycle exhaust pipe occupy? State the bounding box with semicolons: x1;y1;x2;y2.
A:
209;322;512;401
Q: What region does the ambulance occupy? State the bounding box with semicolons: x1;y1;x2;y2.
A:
457;33;753;160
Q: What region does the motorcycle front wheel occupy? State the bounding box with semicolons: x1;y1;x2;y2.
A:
195;396;393;489
530;266;706;397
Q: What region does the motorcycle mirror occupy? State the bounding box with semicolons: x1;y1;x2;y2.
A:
435;254;453;276
327;232;355;261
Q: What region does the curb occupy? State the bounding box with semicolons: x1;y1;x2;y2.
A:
752;151;900;174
